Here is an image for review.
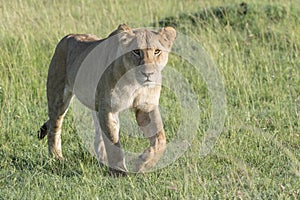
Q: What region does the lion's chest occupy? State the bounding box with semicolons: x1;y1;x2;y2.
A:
110;84;161;112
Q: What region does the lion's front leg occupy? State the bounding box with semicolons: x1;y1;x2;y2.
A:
97;111;127;175
93;111;107;166
135;107;166;173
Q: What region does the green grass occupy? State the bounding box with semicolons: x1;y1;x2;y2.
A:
1;0;299;199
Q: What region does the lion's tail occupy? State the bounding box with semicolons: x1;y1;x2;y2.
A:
38;121;49;140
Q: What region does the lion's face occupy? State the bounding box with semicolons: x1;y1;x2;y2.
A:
114;25;176;86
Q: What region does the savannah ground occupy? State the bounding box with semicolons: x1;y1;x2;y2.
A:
0;0;299;199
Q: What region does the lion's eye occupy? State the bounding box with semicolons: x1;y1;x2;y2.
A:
132;49;141;57
154;49;161;56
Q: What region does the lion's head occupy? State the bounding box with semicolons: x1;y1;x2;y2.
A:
112;24;176;86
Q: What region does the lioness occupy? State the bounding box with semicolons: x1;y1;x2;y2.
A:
38;24;176;174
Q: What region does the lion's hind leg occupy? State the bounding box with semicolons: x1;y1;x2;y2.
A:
46;85;73;160
39;35;75;160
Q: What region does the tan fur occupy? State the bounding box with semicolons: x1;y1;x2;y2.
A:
38;24;176;174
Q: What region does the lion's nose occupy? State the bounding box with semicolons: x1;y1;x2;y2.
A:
142;72;154;79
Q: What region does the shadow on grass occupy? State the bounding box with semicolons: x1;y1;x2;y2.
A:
1;141;105;178
153;2;299;59
154;2;290;34
155;2;288;27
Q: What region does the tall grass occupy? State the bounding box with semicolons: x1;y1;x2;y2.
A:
0;0;299;199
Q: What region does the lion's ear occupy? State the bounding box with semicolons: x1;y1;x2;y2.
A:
159;26;176;44
159;26;176;48
117;24;133;33
112;24;135;45
108;24;133;37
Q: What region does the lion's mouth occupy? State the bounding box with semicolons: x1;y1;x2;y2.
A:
143;80;156;87
142;76;153;83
